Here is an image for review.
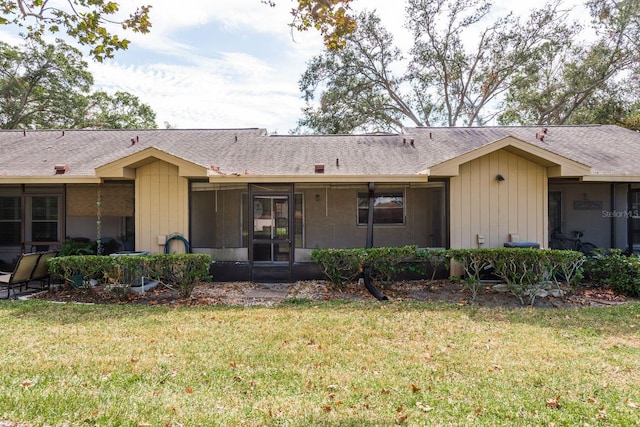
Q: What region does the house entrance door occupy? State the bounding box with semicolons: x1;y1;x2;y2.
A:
249;184;294;282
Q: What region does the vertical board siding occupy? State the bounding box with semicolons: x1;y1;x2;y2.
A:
449;149;547;249
136;161;189;253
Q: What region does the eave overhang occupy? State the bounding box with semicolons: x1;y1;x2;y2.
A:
0;176;101;184
208;174;430;184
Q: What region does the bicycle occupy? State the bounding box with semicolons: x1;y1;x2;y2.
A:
549;228;597;255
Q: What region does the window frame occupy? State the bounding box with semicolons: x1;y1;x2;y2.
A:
357;190;405;226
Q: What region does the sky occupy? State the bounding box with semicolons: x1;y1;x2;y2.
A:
0;0;589;134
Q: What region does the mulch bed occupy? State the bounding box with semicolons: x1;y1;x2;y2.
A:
29;280;639;308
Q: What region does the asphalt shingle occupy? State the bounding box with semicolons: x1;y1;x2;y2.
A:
1;125;639;179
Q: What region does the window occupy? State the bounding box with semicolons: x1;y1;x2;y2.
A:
357;192;404;225
0;197;21;246
27;196;60;242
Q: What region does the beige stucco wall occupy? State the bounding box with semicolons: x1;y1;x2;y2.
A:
136;160;189;254
449;149;548;249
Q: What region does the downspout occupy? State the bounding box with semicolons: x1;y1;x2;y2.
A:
362;182;388;301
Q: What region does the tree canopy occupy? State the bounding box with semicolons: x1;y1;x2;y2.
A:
0;38;156;129
264;0;356;49
0;0;151;62
296;0;640;133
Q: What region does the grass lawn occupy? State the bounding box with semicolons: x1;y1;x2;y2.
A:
1;299;639;426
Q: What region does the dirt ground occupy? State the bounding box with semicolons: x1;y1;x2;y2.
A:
31;279;638;308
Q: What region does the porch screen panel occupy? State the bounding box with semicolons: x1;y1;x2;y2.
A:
631;190;640;249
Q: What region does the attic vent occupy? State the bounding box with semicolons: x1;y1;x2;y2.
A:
315;163;325;174
54;164;69;175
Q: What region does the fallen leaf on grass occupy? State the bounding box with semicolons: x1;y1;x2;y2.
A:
416;402;433;412
626;398;640;409
546;397;561;408
596;408;607;420
411;384;421;393
21;380;33;389
185;386;194;394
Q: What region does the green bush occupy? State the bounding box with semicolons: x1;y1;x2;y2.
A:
47;255;113;287
310;248;366;286
47;254;213;298
366;246;419;287
311;246;449;288
584;249;640;297
145;254;212;298
448;248;585;305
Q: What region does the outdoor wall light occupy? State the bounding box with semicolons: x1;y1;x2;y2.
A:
315;194;320;201
496;174;505;182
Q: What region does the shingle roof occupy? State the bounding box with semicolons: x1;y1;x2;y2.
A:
0;125;639;180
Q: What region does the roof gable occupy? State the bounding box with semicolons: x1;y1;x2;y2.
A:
96;147;208;179
425;136;591;177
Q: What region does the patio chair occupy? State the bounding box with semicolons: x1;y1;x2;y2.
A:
0;252;41;299
27;251;57;291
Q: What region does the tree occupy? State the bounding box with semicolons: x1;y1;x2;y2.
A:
297;0;580;133
0;38;157;129
499;0;640;126
0;38;92;129
82;91;156;129
264;0;357;49
0;0;151;62
295;11;409;133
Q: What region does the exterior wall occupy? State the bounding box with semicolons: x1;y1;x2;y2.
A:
450;149;547;249
136;160;189;254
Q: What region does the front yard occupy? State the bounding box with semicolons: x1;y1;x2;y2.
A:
1;298;639;426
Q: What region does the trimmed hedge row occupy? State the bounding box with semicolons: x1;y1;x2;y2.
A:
311;246;586;305
310;245;448;287
47;254;212;298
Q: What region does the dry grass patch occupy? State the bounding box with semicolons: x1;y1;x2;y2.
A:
0;300;639;426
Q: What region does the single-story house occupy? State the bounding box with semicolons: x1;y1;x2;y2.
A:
1;125;639;281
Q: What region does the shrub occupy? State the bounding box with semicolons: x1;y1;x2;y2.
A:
48;254;213;298
310;248;366;286
366;246;419;287
448;248;585;305
47;255;113;287
584;249;640;297
447;249;493;303
146;254;212;298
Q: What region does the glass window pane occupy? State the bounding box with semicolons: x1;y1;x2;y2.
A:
32;221;58;241
357;192;404;225
0;223;20;246
0;197;20;220
32;196;58;221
